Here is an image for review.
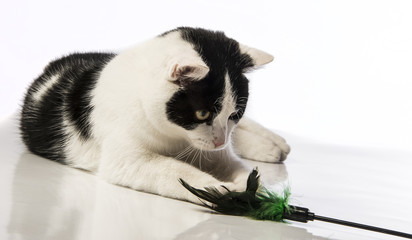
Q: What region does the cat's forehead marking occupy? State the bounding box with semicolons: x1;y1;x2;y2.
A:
217;73;236;119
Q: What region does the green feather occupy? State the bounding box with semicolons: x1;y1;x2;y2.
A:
179;168;290;222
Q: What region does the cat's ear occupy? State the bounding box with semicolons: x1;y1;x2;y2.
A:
239;44;274;67
168;57;209;85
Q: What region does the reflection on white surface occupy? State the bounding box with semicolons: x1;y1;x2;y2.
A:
8;153;96;240
1;116;412;240
174;215;333;240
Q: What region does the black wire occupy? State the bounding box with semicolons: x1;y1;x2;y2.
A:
284;206;412;239
314;215;412;239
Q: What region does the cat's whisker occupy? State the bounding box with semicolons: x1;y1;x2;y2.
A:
198;150;203;170
196;149;202;169
175;146;188;158
204;150;212;163
178;145;197;163
189;148;199;166
199;147;207;171
175;145;192;160
188;146;196;160
201;148;211;169
186;147;197;163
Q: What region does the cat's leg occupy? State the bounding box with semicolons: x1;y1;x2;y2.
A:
232;117;290;163
97;137;248;204
205;148;252;187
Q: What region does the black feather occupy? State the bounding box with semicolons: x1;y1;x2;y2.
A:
180;168;290;221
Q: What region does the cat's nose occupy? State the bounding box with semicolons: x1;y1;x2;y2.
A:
213;140;225;148
213;139;225;148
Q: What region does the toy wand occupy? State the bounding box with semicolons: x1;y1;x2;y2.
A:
180;169;412;239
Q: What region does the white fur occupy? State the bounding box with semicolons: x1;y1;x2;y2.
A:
64;31;289;204
32;74;60;101
63;116;101;172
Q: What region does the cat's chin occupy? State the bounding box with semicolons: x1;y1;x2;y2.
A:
190;140;228;152
193;146;228;152
190;142;215;151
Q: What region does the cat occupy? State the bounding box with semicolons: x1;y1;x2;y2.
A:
20;27;290;204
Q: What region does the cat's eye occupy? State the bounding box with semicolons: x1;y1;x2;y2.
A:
230;112;238;118
229;110;242;121
195;110;211;121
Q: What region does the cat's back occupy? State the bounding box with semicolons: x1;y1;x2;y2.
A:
20;52;116;164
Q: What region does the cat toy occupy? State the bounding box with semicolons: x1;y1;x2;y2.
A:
180;169;412;239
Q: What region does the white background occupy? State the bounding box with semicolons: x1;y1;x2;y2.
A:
1;0;411;150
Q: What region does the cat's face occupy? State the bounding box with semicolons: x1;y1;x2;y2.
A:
164;28;273;151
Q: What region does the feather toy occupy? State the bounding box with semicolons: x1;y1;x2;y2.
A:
180;168;412;239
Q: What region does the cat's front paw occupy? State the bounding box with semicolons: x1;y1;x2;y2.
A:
264;132;291;162
246;141;286;162
236;129;290;163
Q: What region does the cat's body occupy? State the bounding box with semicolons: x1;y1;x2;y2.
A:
21;27;290;203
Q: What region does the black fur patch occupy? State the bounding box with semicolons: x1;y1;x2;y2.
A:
165;27;254;129
20;52;115;163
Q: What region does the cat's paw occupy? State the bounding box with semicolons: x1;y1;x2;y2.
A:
264;132;290;161
235;129;290;163
244;141;285;162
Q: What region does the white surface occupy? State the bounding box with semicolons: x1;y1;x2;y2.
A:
1;0;412;150
1;116;411;240
1;1;412;239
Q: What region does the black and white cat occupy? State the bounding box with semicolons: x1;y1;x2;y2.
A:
20;27;290;204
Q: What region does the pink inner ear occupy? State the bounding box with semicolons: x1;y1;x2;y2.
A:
178;66;195;77
170;64;180;80
170;63;210;82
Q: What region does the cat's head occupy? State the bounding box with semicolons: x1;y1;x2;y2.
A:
161;27;273;151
